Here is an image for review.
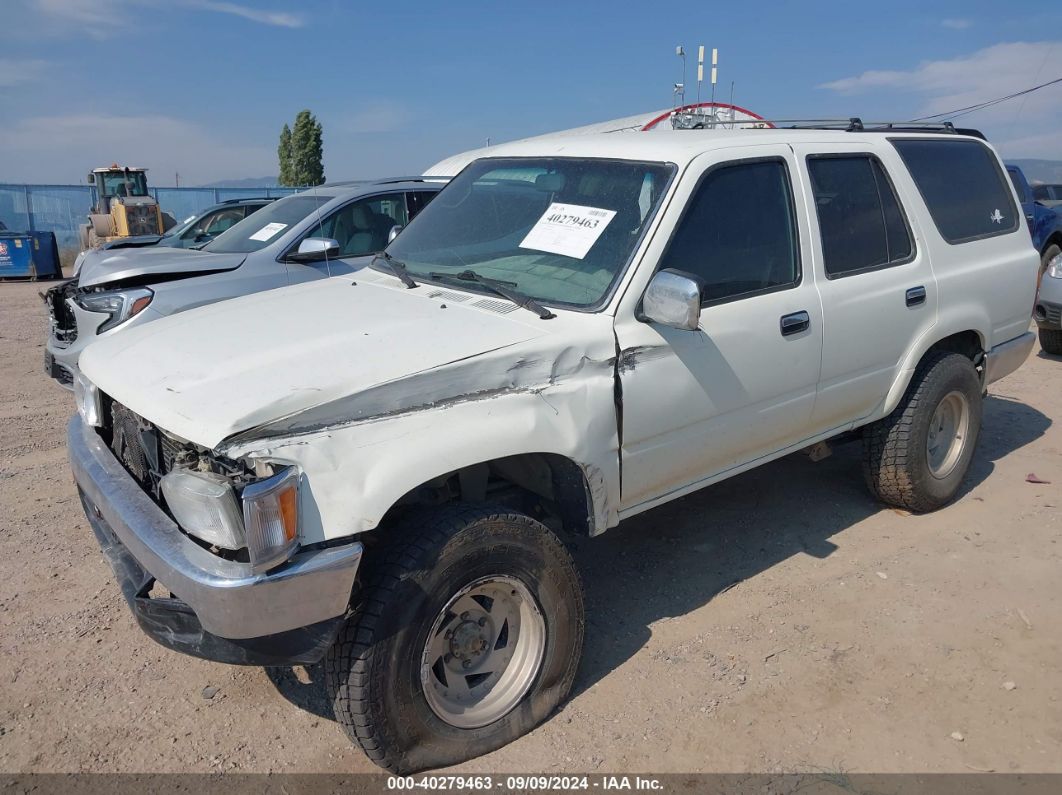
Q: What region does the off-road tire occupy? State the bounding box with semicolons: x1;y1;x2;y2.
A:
1040;327;1062;355
1040;243;1061;291
326;504;584;774
863;351;983;512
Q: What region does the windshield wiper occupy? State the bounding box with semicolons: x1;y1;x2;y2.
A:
428;270;555;320
372;251;418;288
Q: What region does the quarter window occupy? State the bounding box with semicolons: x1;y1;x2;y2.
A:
807;155;913;278
892;138;1019;243
659;159;800;304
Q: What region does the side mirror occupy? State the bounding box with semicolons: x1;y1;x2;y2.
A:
642;269;703;330
288;237;340;262
87;173;95;185
387;224;403;243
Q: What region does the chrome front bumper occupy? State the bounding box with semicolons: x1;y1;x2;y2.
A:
68;415;362;641
984;331;1036;385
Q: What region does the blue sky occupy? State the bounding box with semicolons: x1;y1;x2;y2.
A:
1;0;1061;185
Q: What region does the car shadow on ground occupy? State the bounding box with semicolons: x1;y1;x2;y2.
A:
263;394;1050;718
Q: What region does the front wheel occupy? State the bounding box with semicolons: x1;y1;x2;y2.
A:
326;504;584;773
1040;327;1062;355
863;351;983;512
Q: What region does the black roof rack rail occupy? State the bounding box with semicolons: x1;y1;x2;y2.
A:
323;176;447;188
216;196;274;204
714;117;986;140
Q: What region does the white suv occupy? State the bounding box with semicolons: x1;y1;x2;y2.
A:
68;126;1037;773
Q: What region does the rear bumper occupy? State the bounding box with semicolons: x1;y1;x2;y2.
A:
68;415;362;662
985;331;1036;384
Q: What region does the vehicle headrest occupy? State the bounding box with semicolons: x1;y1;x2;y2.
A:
350;204;372;227
535;173;566;193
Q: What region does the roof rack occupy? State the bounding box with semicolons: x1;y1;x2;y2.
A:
702;117;986;139
217;196;274;204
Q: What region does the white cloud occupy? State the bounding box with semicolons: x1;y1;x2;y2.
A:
0;58;49;88
33;0;133;37
0;113;276;184
184;0;304;28
995;128;1062;160
817;41;1062;157
28;0;305;36
941;18;972;30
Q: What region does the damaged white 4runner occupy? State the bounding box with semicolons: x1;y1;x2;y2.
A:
69;127;1037;773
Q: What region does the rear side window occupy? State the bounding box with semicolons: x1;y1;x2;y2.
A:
660;158;800;304
892;139;1018;243
807;155;913;278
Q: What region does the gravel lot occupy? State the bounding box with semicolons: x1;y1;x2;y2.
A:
1;279;1060;774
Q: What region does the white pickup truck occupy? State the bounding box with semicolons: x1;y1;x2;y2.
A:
68;126;1037;773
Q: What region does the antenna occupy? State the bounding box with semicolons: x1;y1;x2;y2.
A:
710;48;718;128
675;45;686;108
696;45;704;105
729;81;735;129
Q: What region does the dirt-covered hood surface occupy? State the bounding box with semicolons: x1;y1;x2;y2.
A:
78;275;564;449
76;246;247;289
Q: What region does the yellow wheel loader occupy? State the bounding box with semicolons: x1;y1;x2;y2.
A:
79;165;176;251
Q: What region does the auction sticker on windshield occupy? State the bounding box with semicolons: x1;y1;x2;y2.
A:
249;222;288;242
520;203;616;260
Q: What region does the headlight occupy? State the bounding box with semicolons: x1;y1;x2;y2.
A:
1048;253;1062;279
75;287;153;333
161;469;246;550
73;371;103;427
160;465;299;572
242;466;300;571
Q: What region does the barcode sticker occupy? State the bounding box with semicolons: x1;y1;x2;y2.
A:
519;203;617;260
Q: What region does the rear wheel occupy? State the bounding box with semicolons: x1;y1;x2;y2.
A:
1040;327;1062;355
326;504;584;773
863;351;983;512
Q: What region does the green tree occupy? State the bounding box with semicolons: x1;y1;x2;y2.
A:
277;123;293;186
284;110;325;186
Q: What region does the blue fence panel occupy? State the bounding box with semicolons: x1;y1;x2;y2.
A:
0;183;302;254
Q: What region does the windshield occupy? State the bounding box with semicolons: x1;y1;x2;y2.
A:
160;212;200;240
203;193;330;253
101;171;148;197
386;157;675;308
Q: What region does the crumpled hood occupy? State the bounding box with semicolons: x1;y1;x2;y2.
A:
79;276;551;449
77;246;246;288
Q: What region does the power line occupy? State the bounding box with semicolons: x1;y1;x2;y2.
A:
910;74;1062;122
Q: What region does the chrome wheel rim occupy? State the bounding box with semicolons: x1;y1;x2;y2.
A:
420;576;546;729
926;390;970;479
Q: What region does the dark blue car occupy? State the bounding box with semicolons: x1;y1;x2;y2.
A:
1006;164;1062;282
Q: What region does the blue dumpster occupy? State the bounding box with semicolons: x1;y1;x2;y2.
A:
0;231;62;280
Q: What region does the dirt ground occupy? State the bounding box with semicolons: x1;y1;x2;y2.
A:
1;278;1060;775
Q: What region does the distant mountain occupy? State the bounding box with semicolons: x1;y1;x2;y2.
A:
1008;159;1062;185
196;176;282;188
